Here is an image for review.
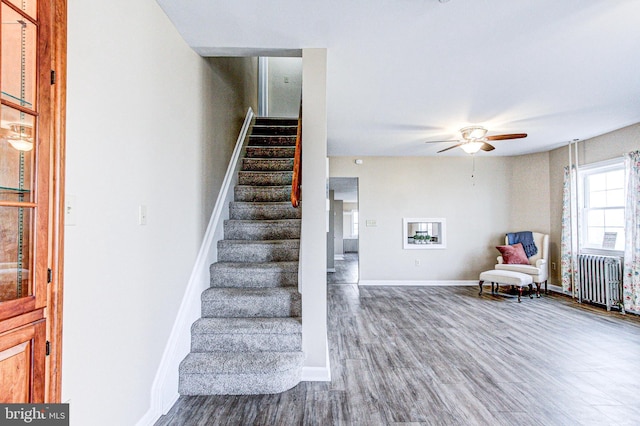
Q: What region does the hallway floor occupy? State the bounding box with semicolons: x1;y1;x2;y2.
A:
156;285;640;425
327;253;358;284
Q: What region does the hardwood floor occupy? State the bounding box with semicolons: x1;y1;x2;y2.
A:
327;253;359;284
156;285;640;425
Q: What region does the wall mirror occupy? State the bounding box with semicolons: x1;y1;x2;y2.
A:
403;218;446;249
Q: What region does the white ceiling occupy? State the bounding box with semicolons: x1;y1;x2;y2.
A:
157;0;640;157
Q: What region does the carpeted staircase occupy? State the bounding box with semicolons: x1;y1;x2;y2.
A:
178;117;304;395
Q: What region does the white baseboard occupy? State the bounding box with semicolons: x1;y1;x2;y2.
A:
547;283;565;294
301;366;332;382
359;279;477;286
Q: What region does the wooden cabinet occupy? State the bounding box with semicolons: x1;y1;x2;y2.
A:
0;0;65;403
0;315;45;402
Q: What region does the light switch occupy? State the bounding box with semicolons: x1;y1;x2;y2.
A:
366;219;377;227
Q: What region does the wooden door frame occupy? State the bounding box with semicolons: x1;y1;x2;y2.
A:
46;0;66;402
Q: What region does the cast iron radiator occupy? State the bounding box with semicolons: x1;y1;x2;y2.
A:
577;254;624;312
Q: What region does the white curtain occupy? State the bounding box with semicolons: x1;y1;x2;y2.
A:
623;150;640;313
560;165;578;294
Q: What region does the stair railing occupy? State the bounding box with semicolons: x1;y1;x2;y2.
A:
291;101;302;208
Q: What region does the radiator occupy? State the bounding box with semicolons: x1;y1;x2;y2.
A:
577;254;624;312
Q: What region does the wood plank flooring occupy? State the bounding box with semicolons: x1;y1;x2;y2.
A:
327;253;359;284
156;285;640;425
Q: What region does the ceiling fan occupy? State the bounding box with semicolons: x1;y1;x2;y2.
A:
425;126;527;154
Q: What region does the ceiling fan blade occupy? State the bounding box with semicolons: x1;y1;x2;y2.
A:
425;139;459;144
437;143;463;153
485;133;527;141
480;142;495;151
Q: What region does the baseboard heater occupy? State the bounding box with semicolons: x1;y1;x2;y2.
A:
577;254;624;312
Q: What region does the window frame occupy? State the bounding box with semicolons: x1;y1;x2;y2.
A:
577;158;626;256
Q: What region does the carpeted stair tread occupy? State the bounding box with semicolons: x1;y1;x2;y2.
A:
192;317;301;335
201;287;301;318
238;171;293;186
254;117;298;126
178;352;303;395
250;125;297;136
190;318;302;352
224;219;301;240
242;158;294;171
210;261;298;288
234;185;291;202
245;146;295;158
180;351;304;374
217;239;299;263
248;135;297;146
229;201;301;220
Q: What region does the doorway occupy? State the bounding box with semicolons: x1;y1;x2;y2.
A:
327;178;359;284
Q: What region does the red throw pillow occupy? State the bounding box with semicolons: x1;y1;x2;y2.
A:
496;243;529;265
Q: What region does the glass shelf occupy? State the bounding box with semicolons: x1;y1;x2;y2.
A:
0;186;31;194
0;91;33;108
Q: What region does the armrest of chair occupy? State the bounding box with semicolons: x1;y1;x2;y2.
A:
535;259;547;268
497;256;504;264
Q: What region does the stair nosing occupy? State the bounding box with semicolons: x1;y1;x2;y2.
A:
192;317;302;334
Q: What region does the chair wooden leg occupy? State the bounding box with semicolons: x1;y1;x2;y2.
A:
535;283;541;298
478;280;484;296
518;286;522;303
528;283;534;299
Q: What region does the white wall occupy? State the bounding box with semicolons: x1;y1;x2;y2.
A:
548;123;640;284
300;48;330;380
330;155;551;282
65;1;255;424
268;57;302;117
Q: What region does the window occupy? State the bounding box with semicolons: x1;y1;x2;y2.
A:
579;160;625;252
352;211;359;237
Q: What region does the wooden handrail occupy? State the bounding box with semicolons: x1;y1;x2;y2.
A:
291;101;302;208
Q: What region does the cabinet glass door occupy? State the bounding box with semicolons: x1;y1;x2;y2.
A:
0;0;48;316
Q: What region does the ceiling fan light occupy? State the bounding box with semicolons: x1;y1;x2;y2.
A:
6;138;34;151
460;141;483;154
461;126;488;140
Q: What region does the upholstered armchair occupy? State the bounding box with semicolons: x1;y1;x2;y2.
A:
495;232;549;293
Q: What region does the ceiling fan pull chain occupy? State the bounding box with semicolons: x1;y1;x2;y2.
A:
471;155;476;183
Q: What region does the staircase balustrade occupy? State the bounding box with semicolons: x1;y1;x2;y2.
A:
291;102;302;208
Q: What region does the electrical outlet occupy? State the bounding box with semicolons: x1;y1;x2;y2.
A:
552;262;557;271
415;259;420;266
65;195;76;226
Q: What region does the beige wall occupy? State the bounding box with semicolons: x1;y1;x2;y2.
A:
330;154;551;282
548;123;640;284
268;57;302;117
65;1;256;424
204;57;258;231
